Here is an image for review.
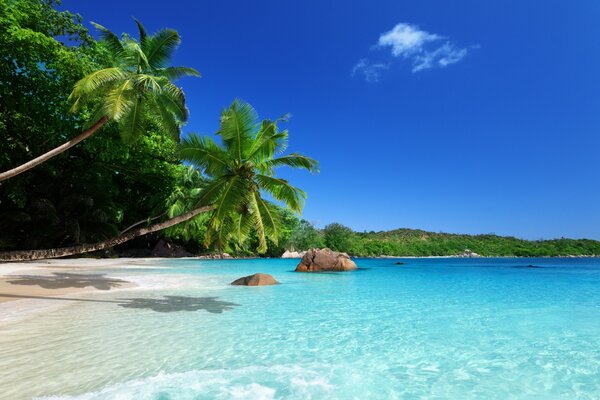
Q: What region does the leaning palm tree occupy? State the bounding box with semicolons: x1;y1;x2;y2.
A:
178;99;319;253
0;100;318;261
0;19;199;182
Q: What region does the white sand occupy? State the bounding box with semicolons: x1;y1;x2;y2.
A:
0;258;183;324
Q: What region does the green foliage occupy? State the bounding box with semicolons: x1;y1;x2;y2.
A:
178;99;318;254
0;0;192;251
323;223;360;253
285;224;600;257
69;19;200;143
286;220;324;251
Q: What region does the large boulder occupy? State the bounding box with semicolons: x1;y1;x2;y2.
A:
295;248;357;272
231;273;279;286
151;239;194;258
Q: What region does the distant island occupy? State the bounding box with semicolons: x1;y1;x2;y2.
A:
282;222;600;258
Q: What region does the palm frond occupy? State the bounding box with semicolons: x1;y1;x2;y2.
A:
153;97;181;140
257;154;319;175
158;82;189;122
119;96;144;143
122;39;150;70
179;134;231;177
103;79;134;120
255;174;306;213
69;68;126;111
158;66;201;81
203;176;248;249
133;17;148;49
146;28;181;69
194;175;231;207
132;74;163;93
247;120;287;161
217;99;258;161
245;192;265;252
209;176;248;228
255;195;281;241
91;22;125;57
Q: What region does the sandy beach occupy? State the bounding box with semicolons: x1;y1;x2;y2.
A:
0;258;181;325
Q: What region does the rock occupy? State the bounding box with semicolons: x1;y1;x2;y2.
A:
151;239;194;258
295;248;358;272
197;253;233;259
282;250;307;258
231;273;279;286
455;249;481;258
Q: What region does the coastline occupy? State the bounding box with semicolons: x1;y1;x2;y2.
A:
0;258;182;325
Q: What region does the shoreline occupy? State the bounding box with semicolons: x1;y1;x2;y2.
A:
0;258;177;324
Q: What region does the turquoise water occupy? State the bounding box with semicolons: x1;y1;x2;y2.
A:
1;258;600;399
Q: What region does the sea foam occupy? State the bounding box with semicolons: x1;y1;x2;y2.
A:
35;364;339;400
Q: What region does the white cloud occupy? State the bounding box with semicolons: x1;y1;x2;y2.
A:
353;22;472;81
351;59;389;83
377;23;441;57
412;42;468;72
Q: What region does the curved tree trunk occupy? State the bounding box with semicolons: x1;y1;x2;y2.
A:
0;205;213;262
0;116;109;182
119;211;167;234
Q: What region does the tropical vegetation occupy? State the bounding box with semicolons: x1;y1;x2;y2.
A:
1;0;598;260
286;222;600;257
0;0;316;261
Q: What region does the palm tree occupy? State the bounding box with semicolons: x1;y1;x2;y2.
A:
0;100;318;261
0;19;199;182
179;99;319;253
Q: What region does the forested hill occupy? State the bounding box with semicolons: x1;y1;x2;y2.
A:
286;223;600;257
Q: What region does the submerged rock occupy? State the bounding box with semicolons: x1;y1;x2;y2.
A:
295;248;358;272
231;273;279;286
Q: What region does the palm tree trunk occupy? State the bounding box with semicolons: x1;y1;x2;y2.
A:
0;116;109;182
0;205;213;262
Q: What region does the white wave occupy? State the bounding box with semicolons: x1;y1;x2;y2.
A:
35;364;338;400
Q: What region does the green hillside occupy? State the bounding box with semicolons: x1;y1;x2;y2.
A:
286;223;600;257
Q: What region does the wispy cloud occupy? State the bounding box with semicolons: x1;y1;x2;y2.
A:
351;59;389;83
353;22;473;81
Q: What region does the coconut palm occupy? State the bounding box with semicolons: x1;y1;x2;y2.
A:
0;19;199;182
178;99;319;253
0;100;318;261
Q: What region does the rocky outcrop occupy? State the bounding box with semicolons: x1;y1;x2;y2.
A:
456;249;481;258
196;253;233;259
231;273;279;286
295;248;358;272
281;250;307;258
151;240;194;258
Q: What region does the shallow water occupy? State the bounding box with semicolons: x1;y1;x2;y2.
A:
1;258;599;399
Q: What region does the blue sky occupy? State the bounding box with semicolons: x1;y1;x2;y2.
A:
62;0;600;240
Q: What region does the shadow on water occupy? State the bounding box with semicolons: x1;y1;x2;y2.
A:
0;293;239;314
7;273;128;290
116;296;239;313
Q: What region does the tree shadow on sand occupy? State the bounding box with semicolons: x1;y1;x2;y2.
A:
116;296;239;313
7;273;128;290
